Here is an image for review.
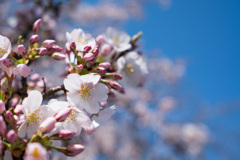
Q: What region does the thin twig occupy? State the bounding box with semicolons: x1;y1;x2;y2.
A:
43;84;65;99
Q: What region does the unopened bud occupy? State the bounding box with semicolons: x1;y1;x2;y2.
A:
0;100;5;114
14;105;23;114
70;42;76;52
5;110;15;124
96;35;104;45
83;46;92;54
54;108;72;122
99;62;111;69
29;35;39;44
83;53;95;61
32;19;42;34
77;64;83;71
17;44;26;55
42;40;55;48
30;73;40;81
37;47;47;55
38;117;56;134
108;91;116;98
101;44;111;56
64;144;85;156
65;42;71;54
7;129;18;143
109;81;124;93
13;64;32;78
97;67;106;74
52;52;66;60
106;73;122;80
11;97;19;107
0;116;6;137
52;45;63;52
92;46;99;57
55;129;76;141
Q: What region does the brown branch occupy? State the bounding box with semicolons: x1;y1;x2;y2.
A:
43;84;65;99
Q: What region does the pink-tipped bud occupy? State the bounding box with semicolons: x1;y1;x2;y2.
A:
0;116;7;137
52;45;63;52
32;19;42;33
83;46;92;54
7;129;18;143
83;53;95;61
14;105;23;114
17;44;26;55
13;64;32;78
100;101;107;109
70;42;76;52
38;117;56;134
42;39;55;48
108;91;116;98
101;44;111;56
65;42;71;54
30;35;39;44
97;67;106;74
37;47;47;55
2;59;14;67
30;73;40;81
54;108;72;122
96;35;104;45
99;62;111;69
77;64;83;71
109;81;124;93
92;46;99;57
56;129;76;141
0;100;5;114
106;73;122;80
65;144;85;156
52;52;66;60
11;97;19;107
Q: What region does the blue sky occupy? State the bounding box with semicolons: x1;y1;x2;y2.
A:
125;0;240;106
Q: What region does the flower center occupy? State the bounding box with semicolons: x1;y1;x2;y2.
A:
0;46;7;55
65;111;77;124
31;147;41;158
78;84;94;100
27;109;43;126
76;38;87;45
113;37;120;46
125;64;135;73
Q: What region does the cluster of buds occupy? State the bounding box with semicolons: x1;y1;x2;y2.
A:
0;18;147;159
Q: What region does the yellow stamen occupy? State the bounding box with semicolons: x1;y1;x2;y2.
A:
78;84;94;100
126;64;135;73
65;111;77;124
113;37;120;45
76;38;87;45
31;147;41;158
27;109;42;126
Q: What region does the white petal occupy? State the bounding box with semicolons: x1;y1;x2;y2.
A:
48;100;69;112
27;90;43;112
67;92;82;109
27;124;39;138
83;99;100;114
63;73;82;92
93;83;109;101
18;121;27;138
80;74;100;85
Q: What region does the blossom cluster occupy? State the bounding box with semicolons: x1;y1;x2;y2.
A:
0;19;147;159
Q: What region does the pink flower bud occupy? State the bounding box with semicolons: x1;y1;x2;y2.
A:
96;35;104;45
14;105;23;114
0;116;7;137
54;108;72;122
7;129;18;143
101;44;111;56
56;129;76;141
30;73;40;81
17;44;26;55
106;73;122;80
37;47;47;55
2;59;14;67
109;81;124;93
100;101;107;109
108;91;116;98
13;64;32;78
77;64;83;71
65;144;85;156
38;117;56;134
97;67;106;74
92;46;99;57
11;97;19;107
65;42;71;54
99;62;111;69
83;53;95;61
52;45;63;52
27;81;35;88
32;19;42;33
0;100;5;114
42;39;55;48
29;35;39;44
52;52;66;60
70;42;76;52
83;46;92;54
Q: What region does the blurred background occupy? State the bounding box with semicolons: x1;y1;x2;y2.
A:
0;0;240;159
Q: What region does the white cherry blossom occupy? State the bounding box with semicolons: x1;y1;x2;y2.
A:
104;27;131;52
64;73;109;114
66;28;96;52
18;90;54;138
24;142;49;160
117;51;148;86
48;100;95;135
0;35;11;61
